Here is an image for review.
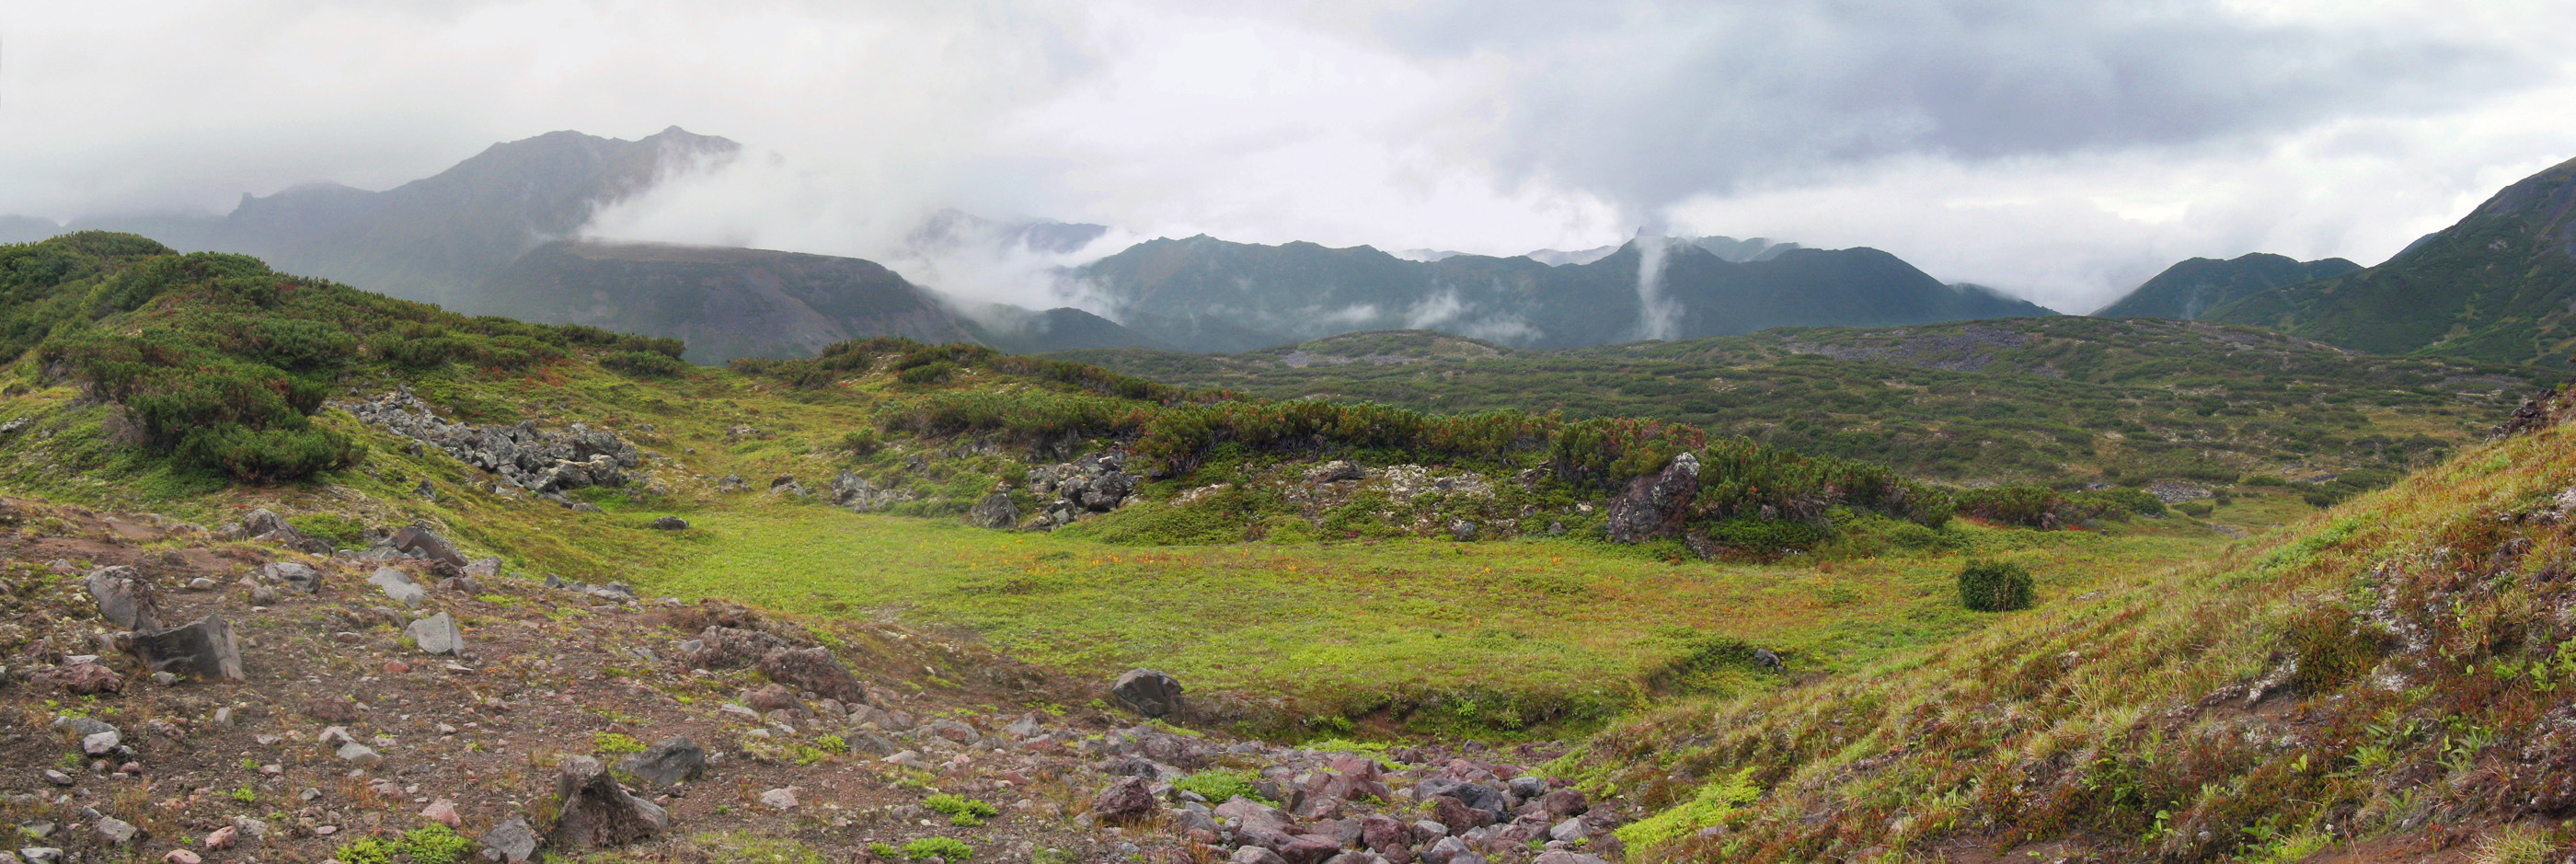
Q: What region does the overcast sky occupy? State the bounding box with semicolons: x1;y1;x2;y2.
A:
4;0;2572;312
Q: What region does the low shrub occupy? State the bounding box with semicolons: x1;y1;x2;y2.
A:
601;349;689;377
1956;559;2035;612
903;836;973;860
1173;769;1269;804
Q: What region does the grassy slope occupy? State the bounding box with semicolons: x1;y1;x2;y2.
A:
1052;319;2534;493
1557;401;2576;861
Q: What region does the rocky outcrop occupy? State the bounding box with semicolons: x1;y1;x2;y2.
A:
1021;452;1137;529
685;626;796;670
234;509;331;553
829;470;915;513
338;389;639;496
617;736;707;788
1604;452;1700;543
969;491;1020;530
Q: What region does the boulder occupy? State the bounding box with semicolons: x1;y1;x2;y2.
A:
1110;668;1183;718
1430;796;1494;830
1603;451;1700;543
547;756;669;848
481;817;538;864
405;613;465;655
758;646;864;704
616;736;707;788
744;685;803;714
260;562;321;593
387;525;468;568
968;492;1020;530
463;558;503;578
85;566;161;631
1530;853;1609;864
39;660;121;694
1230;847;1290;864
367;568;427;608
1091;777;1156;824
131;615;246;681
650;516;688;531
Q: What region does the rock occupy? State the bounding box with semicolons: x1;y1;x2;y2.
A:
1420;838;1470;864
1110;668;1183;718
85;566;161;630
1089;777;1156;824
744;684;803;714
239;509;328;554
1603;451;1700;543
1230;848;1290;864
1547;818;1588;843
617;736;707;788
202;826;236;850
1530;853;1608;864
548;756;669;848
758;788;799;810
336;743;382;767
463;557;502;578
1418;778;1508;817
81;731;120;755
758;646;864;704
1431;796;1494;831
367;568;427;608
131;615;246;681
650;516;688;531
420;800;461;827
41;769;74;786
95;816;138;846
481;817;539;863
405;613;465;655
164;849;201;864
688;626;793;670
387;525;468;568
1538;789;1588;818
260;562;322;593
1361;814;1411;855
968;492;1020;530
1271;835;1343;864
1507;776;1545;801
1305;460;1364;483
18;850;62;864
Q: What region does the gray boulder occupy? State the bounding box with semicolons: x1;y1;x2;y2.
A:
387;525;467;568
481;817;538;864
240;509;329;554
261;562;321;593
132;615;246;681
84;566;160;630
616;735;707;788
367;568;428;608
405;613;465;655
1110;668;1183;718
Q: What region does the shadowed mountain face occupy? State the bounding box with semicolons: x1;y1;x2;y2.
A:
2207;155;2576;365
1064;235;2055;352
477;240;1155;363
70;126;741;308
2092;252;2361;319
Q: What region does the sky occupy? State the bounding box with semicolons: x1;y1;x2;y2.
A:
3;0;2572;313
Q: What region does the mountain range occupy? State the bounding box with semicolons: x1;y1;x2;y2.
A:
1064;235;2053;352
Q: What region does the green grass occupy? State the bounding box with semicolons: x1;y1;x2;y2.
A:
627;499;2216;733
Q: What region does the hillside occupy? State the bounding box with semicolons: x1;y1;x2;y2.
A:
2092;252;2362;319
2209;154;2576;364
1052;319;2540;513
1066;236;2055;352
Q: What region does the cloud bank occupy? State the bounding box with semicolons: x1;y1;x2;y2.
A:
3;0;2571;312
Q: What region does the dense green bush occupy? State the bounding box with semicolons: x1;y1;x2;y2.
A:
1956;559;2035;612
1703;519;1828;556
603;349;689;377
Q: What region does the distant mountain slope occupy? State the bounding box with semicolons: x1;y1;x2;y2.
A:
0;216;62;245
2206;154;2576;364
2093;252;2361;319
477;239;1153;363
71;126;739;307
1065;236;2053;352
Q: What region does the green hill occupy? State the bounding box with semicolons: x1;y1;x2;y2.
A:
2092;252;2360;318
2208;154;2576;364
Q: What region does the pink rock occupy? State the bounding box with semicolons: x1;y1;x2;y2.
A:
165;850;203;864
203;825;238;849
421;800;462;827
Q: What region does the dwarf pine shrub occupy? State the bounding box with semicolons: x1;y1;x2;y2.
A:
1957;559;2035;612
